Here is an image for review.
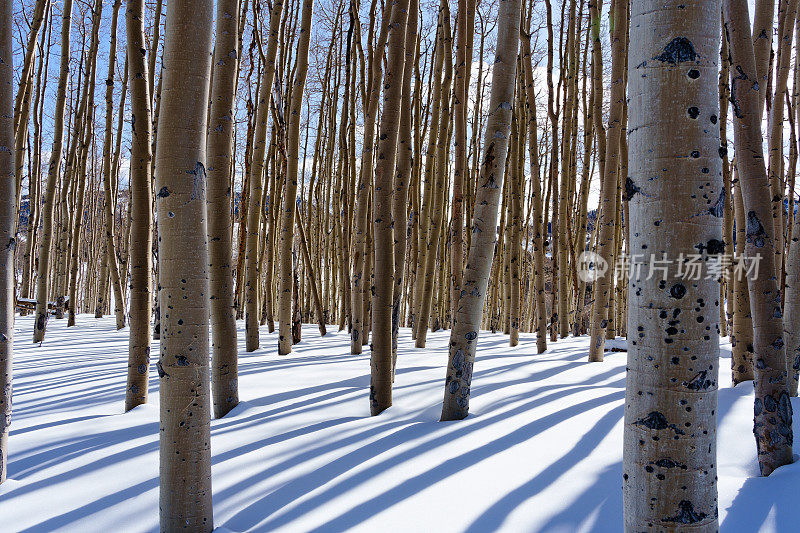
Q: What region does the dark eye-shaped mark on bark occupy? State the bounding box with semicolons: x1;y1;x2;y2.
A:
746;210;766;248
662;501;708;524
654;37;697;64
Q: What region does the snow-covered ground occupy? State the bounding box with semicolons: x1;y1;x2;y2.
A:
1;314;798;532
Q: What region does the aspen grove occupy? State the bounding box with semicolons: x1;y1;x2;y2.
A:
3;0;800;531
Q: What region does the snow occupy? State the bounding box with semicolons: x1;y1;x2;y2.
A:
1;314;799;532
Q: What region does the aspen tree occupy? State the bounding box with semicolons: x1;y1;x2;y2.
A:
56;35;91;314
441;0;521;421
546;0;564;344
96;0;125;329
624;2;721;528
207;0;240;417
720;25;734;337
371;0;410;414
13;0;48;132
588;0;626;361
732;176;755;384
67;0;102;328
509;100;522;347
785;192;800;395
752;0;775;109
521;27;547;353
34;0;73;343
20;11;50;312
124;0;153;411
786;15;800;395
451;0;476;308
295;213;326;335
336;3;356;334
12;0;48;210
147;0;163;102
557;0;577;339
724;0;794;476
391;0;419;357
415;0;453;349
351;4;391;353
0;0;14;485
155;0;214;528
411;13;445;341
13;0;49;212
245;0;285;351
574;30;595;337
765;0;798;282
277;0;314;355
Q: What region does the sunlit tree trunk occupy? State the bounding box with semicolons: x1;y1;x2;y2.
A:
276;0;314;355
155;0;214;528
451;0;475;311
724;0;794;476
124;0;154;412
415;0;453;349
67;0;103;328
441;0;521;421
732;177;755;384
351;5;390;353
12;0;48;211
752;0;775;111
623;1;721;529
765;0;798;284
588;0;626;361
508;104;522;347
96;0;126;329
20;12;50;314
245;0;284;351
371;0;410;414
391;0;419;360
785;194;800;395
521;29;547;353
33;0;73;343
557;0;577;339
207;0;240;417
0;0;15;485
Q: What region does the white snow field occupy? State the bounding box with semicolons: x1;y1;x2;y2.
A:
1;315;799;532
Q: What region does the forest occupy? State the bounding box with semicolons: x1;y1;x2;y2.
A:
1;0;799;531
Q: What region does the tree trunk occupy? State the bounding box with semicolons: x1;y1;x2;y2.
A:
124;0;154;412
732;177;755;384
276;0;314;355
351;5;390;354
33;0;73;343
724;0;794;476
451;0;476;315
295;212;326;335
0;0;15;485
588;0;626;361
765;0;798;284
440;0;520;421
244;0;284;352
155;0;214;528
370;0;410;415
391;0;419;362
415;0;453;349
207;0;240;418
623;1;721;529
97;0;126;329
68;0;103;328
521;29;548;353
752;0;775;112
20;13;50;314
785;194;800;395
